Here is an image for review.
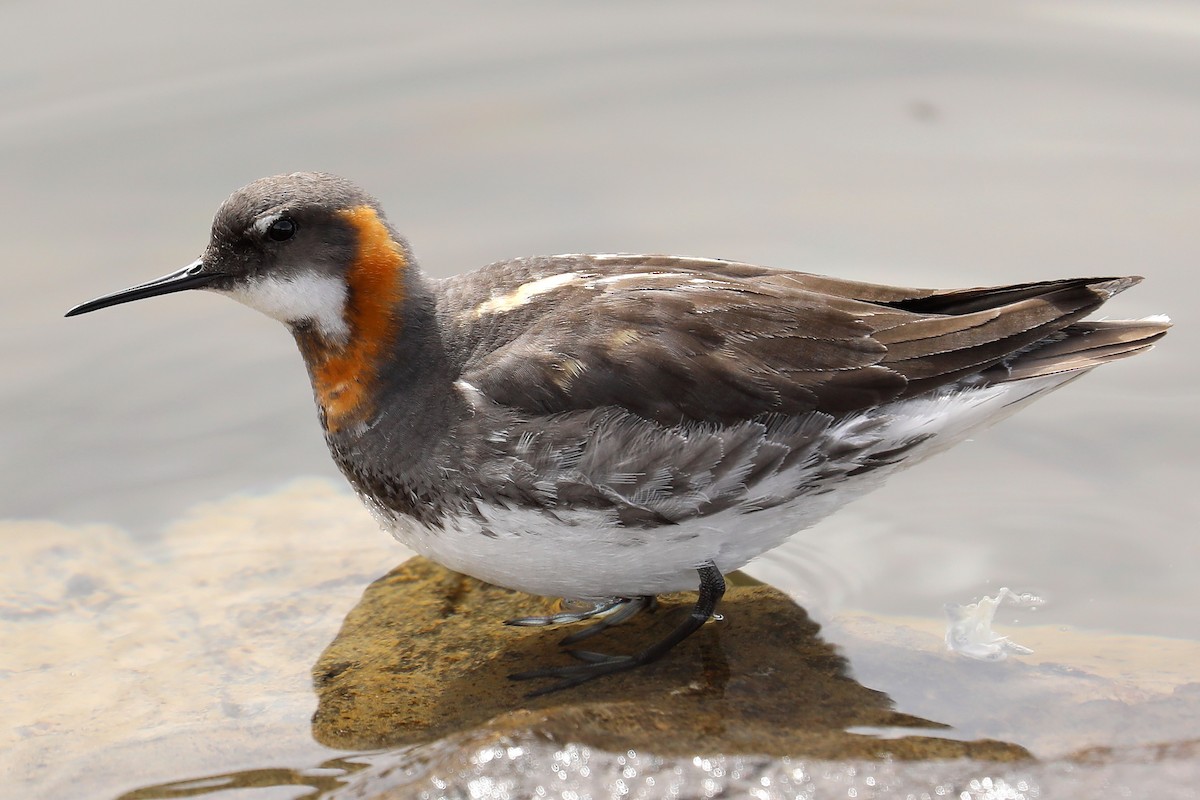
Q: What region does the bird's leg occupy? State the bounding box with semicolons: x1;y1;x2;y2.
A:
509;561;725;696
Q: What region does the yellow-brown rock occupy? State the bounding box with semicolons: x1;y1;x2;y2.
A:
312;557;1029;761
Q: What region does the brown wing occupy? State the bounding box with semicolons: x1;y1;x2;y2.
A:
451;255;1137;424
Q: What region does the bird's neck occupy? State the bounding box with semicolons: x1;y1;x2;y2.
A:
293;269;468;522
291;213;454;440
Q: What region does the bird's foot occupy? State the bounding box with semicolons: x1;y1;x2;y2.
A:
509;562;725;697
505;595;657;645
505;597;627;627
558;595;657;645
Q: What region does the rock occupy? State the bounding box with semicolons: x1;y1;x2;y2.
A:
312;557;1029;761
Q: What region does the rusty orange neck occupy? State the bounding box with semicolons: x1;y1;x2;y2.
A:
298;205;407;434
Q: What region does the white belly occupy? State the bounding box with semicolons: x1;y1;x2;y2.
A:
377;491;857;599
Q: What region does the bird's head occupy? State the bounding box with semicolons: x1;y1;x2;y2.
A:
68;172;409;348
68;173;415;432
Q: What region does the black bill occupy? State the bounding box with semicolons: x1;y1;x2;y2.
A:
65;259;221;317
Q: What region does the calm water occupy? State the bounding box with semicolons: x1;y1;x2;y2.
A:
3;2;1198;798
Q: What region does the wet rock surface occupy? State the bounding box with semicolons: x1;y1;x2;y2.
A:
312;557;1029;761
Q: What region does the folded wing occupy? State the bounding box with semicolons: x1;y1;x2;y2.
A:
454;256;1163;424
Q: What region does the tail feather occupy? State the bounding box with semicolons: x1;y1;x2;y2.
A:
984;316;1171;382
887;275;1142;316
882;277;1144;395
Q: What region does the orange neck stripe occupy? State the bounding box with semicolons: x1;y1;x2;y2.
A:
310;205;407;433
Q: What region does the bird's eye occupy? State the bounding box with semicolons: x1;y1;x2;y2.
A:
266;217;297;242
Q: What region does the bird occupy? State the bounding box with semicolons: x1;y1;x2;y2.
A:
67;172;1169;694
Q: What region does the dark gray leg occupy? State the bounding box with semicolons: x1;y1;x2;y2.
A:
509;561;726;696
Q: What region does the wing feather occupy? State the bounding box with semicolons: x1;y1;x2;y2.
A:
443;255;1141;424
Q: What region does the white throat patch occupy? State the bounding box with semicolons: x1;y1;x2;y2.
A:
218;273;350;344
